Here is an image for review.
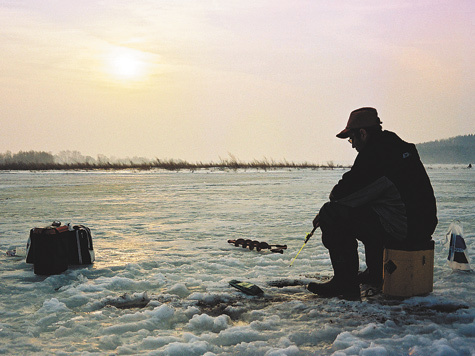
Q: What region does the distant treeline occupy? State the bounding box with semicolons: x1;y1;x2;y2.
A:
0;150;345;171
417;134;475;164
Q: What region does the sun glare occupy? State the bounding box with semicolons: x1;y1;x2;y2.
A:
106;47;149;82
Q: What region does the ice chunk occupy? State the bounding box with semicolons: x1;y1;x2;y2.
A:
168;283;190;298
145;304;175;320
161;341;210;356
186;313;231;333
102;292;150;309
38;298;70;313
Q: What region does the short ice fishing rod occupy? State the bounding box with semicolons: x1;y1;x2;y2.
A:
289;226;317;267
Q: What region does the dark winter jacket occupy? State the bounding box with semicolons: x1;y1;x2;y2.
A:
330;130;437;242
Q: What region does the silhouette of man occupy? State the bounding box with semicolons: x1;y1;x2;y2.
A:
308;107;437;299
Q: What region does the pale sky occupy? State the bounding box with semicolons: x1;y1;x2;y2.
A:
1;0;473;164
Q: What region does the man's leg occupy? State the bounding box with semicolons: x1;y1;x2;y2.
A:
351;208;389;287
307;202;360;299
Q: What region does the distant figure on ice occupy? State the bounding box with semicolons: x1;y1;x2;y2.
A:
468;164;472;169
308;107;438;299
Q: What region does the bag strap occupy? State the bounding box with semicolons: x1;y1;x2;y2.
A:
74;225;94;250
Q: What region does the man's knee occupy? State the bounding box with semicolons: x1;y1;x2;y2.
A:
321;230;358;251
318;202;356;250
319;202;350;227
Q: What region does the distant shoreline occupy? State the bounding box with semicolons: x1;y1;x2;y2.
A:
0;151;349;171
1;161;472;172
0;160;349;171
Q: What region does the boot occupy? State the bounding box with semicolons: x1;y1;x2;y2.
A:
359;243;383;287
307;249;360;300
357;268;382;288
307;277;360;300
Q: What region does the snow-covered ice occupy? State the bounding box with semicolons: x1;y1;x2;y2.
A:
0;167;473;355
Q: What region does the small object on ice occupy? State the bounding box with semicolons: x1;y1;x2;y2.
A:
445;220;472;271
5;247;26;257
103;292;151;309
229;279;264;296
361;286;382;298
6;249;17;257
267;279;306;288
227;239;287;253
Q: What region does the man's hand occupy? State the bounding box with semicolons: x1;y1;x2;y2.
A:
312;213;320;229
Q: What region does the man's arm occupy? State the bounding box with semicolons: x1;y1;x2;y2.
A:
313;213;320;229
330;150;384;201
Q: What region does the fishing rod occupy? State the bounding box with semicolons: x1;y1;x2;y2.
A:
289;226;317;267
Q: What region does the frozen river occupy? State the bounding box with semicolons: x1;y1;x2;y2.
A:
0;167;474;355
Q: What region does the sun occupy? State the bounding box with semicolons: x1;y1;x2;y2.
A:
106;47;149;82
112;53;141;79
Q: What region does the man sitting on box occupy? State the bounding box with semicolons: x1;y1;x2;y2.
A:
308;107;438;300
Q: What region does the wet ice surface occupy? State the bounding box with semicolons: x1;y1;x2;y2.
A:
0;167;474;355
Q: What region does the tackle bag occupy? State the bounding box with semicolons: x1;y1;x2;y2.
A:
26;222;95;275
66;225;95;265
26;223;69;275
